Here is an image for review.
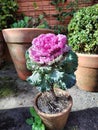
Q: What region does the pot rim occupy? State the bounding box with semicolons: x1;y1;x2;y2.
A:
76;53;98;68
2;28;53;32
76;53;98;57
2;28;54;43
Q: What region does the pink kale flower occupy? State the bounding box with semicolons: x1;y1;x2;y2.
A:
28;33;70;65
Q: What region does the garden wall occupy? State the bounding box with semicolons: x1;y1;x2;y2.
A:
4;0;97;62
16;0;95;26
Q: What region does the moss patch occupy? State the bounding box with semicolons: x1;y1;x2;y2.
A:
0;77;18;98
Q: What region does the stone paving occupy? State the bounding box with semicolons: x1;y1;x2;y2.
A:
0;63;98;130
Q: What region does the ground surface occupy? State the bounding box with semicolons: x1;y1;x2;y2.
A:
0;63;98;130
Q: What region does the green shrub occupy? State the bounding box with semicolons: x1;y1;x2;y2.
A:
68;4;98;54
11;16;33;28
0;0;18;30
11;14;50;28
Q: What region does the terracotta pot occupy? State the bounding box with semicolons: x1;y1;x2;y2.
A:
2;28;53;80
76;53;98;92
0;31;5;68
34;88;73;130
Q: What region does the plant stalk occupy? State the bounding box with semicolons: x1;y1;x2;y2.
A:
50;84;57;101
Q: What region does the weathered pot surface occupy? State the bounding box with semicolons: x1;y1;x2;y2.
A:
2;28;54;43
2;28;54;80
76;53;98;92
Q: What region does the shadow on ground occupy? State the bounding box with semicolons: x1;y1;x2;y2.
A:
0;107;98;130
65;107;98;130
0;107;31;130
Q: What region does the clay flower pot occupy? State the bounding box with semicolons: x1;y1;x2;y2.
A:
76;53;98;92
34;88;73;130
2;28;53;80
0;31;5;68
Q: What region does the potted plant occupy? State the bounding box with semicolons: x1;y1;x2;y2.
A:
2;16;53;80
25;33;78;130
0;0;18;66
68;4;98;91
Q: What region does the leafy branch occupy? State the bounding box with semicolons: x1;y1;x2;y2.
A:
26;107;45;130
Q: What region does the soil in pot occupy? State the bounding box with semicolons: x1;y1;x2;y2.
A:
37;91;70;114
34;88;72;130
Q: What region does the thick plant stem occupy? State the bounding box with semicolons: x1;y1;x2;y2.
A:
50;84;57;101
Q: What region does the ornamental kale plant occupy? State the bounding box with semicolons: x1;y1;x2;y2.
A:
25;33;78;97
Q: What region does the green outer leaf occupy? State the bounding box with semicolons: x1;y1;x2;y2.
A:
50;69;64;82
26;71;42;86
38;79;50;92
60;73;76;89
61;50;78;73
26;107;45;130
25;50;39;71
41;124;45;130
26;118;33;125
30;107;37;117
26;50;78;92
